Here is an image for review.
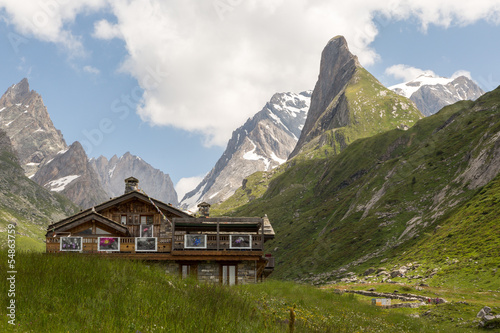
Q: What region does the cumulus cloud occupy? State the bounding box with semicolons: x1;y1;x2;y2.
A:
451;70;472;79
0;0;107;55
386;65;474;82
385;64;438;81
2;0;500;145
175;175;205;200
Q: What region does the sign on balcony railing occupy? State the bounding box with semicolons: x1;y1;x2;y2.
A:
60;237;82;252
135;237;157;252
230;235;252;249
98;237;120;251
184;234;207;249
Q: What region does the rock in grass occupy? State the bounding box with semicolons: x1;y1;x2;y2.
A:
477;306;492;318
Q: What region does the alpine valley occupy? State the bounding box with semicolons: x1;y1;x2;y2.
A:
212;36;500;292
1;33;498;308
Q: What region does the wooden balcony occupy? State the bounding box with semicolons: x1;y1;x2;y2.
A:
172;234;264;252
46;237;172;253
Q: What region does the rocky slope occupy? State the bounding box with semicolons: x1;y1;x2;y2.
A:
181;91;311;210
0;78;67;177
90;152;178;205
33;142;108;209
289;36;422;159
0;128;78;250
216;85;500;284
390;74;484;116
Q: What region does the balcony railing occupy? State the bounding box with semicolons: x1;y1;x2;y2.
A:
46;237;172;253
172;234;264;251
46;234;264;253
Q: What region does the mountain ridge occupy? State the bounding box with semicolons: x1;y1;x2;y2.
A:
90;152;178;205
390;74;484;116
181;91;311;210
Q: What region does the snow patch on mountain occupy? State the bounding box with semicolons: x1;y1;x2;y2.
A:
390;75;484;116
390;74;454;98
45;175;81;192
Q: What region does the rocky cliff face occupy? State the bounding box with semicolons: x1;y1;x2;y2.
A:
289;36;423;159
33;141;108;209
90;152;178;205
0;78;67;177
181;91;311;210
390;75;484;116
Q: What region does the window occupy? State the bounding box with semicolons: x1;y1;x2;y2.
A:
121;215;127;225
140;215;153;224
221;264;237;285
180;263;198;279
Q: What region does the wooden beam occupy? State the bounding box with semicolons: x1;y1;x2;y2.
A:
216;220;220;251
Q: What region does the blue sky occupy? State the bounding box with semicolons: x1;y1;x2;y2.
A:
0;1;499;198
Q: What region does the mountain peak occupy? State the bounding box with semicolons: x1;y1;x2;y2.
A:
289;36;377;158
390;75;484;116
0;78;32;107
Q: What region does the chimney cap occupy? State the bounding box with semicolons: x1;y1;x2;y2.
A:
125;176;139;182
197;202;211;207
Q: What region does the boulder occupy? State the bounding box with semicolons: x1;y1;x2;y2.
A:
477;306;492;318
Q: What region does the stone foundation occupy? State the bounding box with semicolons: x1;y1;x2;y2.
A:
164;260;257;284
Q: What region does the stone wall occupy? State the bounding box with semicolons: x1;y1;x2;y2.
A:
164;262;178;276
198;262;220;284
163;260;258;285
237;261;257;284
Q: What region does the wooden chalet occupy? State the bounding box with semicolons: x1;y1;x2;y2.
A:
46;177;275;284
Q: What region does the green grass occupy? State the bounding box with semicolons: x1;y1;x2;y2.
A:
2;252;491;332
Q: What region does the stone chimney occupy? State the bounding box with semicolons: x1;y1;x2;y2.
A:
197;202;211;217
124;177;139;194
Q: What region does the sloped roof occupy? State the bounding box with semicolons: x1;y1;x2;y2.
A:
46;211;129;236
172;216;275;239
47;190;192;231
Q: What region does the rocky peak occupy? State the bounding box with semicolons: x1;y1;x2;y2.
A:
0;78;31;107
289;36;360;158
0;78;67;176
180;91;311;210
289;36;422;159
390;75;484;116
33;141;108;209
90;152;178;205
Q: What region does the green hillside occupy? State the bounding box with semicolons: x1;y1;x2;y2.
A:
214;87;500;287
0;133;78;251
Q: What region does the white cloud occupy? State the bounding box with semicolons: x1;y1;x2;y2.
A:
385;64;437;82
83;65;100;75
451;70;472;79
2;0;500;145
386;65;474;83
175;175;204;200
92;19;122;39
0;0;107;55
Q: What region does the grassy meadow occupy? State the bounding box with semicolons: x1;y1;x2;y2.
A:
1;252;496;332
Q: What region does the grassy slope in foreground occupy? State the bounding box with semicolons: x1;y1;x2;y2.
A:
1;252;488;332
214;87;500;287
